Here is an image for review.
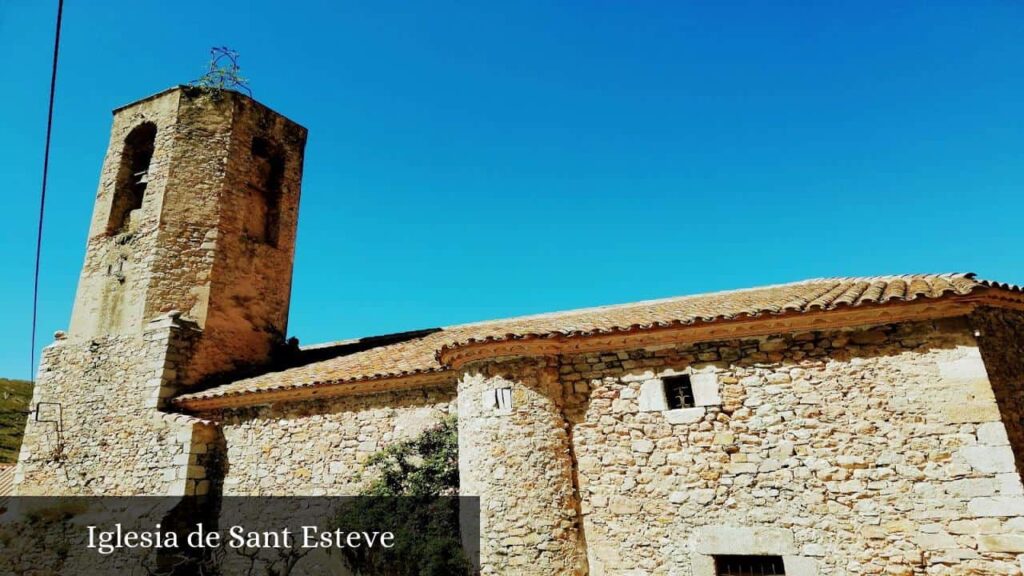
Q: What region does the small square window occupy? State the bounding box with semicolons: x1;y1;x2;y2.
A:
714;555;785;576
663;375;695;410
483;388;513;414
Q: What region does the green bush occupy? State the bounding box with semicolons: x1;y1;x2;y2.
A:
331;416;473;575
0;378;33;463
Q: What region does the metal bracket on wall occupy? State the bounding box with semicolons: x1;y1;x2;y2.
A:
34;401;64;460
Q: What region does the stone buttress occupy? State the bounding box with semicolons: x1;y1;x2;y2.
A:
457;356;589;575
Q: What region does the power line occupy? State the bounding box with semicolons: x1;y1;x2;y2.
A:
31;0;65;382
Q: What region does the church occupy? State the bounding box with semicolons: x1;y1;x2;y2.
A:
14;86;1024;575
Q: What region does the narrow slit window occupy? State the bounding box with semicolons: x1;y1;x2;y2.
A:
715;555;786;575
663;375;694;410
483;388;513;414
495;388;512;413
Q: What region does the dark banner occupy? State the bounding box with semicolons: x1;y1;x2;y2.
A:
0;496;480;576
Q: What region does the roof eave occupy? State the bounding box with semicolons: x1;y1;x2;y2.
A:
437;293;998;369
173;370;452;412
172;288;1024;413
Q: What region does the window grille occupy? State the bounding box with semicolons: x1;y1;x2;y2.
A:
714;555;786;576
663;374;695;409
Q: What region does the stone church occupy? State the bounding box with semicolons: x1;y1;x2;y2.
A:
13;87;1024;575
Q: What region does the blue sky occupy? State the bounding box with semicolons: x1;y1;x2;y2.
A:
1;1;1022;379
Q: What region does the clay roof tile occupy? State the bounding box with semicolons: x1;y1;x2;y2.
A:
172;273;1020;408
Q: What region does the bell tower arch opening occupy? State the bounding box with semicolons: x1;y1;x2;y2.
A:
246;136;285;247
107;121;157;234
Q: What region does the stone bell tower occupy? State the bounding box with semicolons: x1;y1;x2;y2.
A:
16;87;306;495
69;86;307;384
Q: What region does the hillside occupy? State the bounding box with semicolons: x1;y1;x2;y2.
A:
0;378;32;463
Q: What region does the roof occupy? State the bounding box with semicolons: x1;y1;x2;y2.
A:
173;273;1023;410
0;464;15;504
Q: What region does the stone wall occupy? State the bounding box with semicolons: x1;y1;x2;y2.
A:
560;319;1024;575
213;386;455;495
15;314;217;496
972;307;1024;479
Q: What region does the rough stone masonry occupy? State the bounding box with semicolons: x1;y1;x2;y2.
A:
15;86;1024;575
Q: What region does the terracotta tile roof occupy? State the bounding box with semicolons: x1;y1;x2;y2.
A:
173;273;1021;407
0;464;15;504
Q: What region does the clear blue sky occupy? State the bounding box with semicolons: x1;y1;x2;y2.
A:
1;1;1022;380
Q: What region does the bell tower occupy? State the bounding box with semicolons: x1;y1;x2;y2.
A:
16;87;306;496
68;86;307;383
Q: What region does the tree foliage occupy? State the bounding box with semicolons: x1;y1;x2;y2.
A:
360;416;459;497
331;416;472;575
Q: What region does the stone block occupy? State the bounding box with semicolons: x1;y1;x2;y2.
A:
943;402;1001;424
998;473;1024;496
938;356;989;385
969;496;1024;517
946;478;998;498
665;407;704;425
194;480;210;496
960;446;1017;474
631;440;655;454
609;497;640;515
977;534;1024;553
692;489;715;505
977;422;1010;446
171;453;194;466
1005;517;1024;531
783;556;818;576
692;372;721;407
639;380;667;412
694;525;796;555
759;339;788;352
802;543;826;557
690;554;716;576
914;531;957;549
621;370;655;383
947;519;1001;534
729;463;758;475
836;455;868;469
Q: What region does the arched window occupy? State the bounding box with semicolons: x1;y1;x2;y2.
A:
107;122;157;234
246;137;285;246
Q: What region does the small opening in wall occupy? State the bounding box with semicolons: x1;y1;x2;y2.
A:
714;555;786;576
663;375;694;410
495;388;512;413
